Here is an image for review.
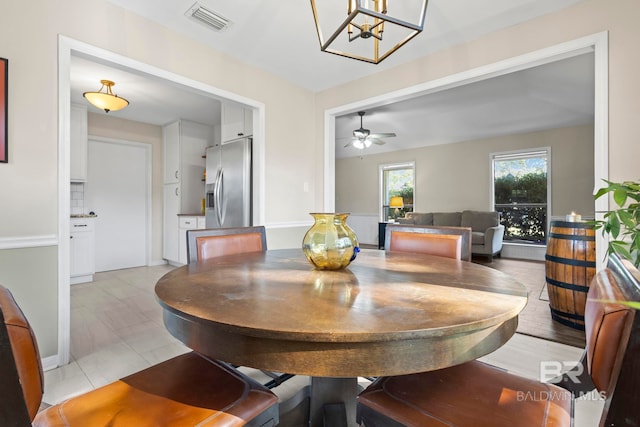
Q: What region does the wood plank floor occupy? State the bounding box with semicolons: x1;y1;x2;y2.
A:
474;256;586;348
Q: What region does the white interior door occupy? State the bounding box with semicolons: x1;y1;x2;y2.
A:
86;139;149;272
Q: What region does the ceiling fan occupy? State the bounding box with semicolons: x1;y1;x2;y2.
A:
342;111;396;150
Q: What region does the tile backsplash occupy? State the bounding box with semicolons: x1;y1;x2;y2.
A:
71;183;85;215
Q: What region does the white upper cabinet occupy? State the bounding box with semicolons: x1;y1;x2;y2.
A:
70;104;88;182
163;121;181;184
221;102;253;142
162;120;212;264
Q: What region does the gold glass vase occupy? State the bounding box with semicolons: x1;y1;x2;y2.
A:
302;213;360;270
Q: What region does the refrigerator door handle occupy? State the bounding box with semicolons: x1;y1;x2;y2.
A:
218;169;225;226
214;168;223;226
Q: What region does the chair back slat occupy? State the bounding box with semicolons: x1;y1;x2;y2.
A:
198;232;264;260
596;253;640;426
389;231;462;260
186;226;267;263
384;224;472;261
584;269;633;393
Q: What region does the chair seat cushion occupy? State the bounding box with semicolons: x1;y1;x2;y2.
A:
34;352;278;427
357;360;572;427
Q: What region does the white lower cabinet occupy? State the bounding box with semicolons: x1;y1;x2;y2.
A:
70;218;95;284
178;216;205;265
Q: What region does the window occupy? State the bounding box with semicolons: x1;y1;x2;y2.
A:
380;162;414;221
491;149;550;245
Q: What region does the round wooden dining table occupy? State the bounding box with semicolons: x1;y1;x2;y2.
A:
155;248;527;427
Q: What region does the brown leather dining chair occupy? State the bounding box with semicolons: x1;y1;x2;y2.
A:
356;253;639;427
186;226;267;264
185;225;294;389
387;230;464;260
0;284;279;427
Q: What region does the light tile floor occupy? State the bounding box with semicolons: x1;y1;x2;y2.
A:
43;264;603;425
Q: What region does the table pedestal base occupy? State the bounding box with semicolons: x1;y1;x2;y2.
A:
278;377;360;427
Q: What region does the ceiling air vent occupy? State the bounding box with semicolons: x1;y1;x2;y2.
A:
185;2;231;32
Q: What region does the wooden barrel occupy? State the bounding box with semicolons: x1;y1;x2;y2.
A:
545;220;596;330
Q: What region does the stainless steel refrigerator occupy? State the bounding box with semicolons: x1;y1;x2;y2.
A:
205;137;252;228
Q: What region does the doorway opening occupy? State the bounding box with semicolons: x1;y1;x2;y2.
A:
58;36;266;366
324;32;608;264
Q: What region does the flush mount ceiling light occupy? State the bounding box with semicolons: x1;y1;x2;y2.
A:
83;80;129;113
310;0;428;64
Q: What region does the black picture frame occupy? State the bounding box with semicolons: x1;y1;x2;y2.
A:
0;57;7;163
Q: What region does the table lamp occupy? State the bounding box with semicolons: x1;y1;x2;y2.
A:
389;196;404;219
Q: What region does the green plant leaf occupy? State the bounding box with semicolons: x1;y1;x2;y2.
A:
610;241;632;260
594;187;610;200
614;188;628;207
623;180;640;190
594;179;640;267
619;209;636;228
609;214;620;238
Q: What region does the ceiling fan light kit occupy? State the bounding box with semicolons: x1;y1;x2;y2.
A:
310;0;429;64
353;138;371;149
343;111;396;152
83;79;129;113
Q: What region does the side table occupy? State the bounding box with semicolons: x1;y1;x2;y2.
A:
378;222;389;249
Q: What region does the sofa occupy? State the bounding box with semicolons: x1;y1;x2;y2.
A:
397;210;504;260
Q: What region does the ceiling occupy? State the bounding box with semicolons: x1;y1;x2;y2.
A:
70;0;594;157
334;52;594;158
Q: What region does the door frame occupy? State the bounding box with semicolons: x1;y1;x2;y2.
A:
87;136;152;269
57;35;266;366
323;31;609;267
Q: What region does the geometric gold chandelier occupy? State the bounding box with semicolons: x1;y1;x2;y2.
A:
310;0;429;64
83;80;129;113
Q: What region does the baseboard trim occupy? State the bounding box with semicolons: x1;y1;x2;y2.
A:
502;243;546;261
42;355;59;372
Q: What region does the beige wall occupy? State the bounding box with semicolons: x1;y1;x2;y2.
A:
336;124;594;218
1;0;638;360
0;247;58;356
87;113;164;264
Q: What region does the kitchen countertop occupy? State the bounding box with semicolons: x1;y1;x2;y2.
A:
177;213;205;217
